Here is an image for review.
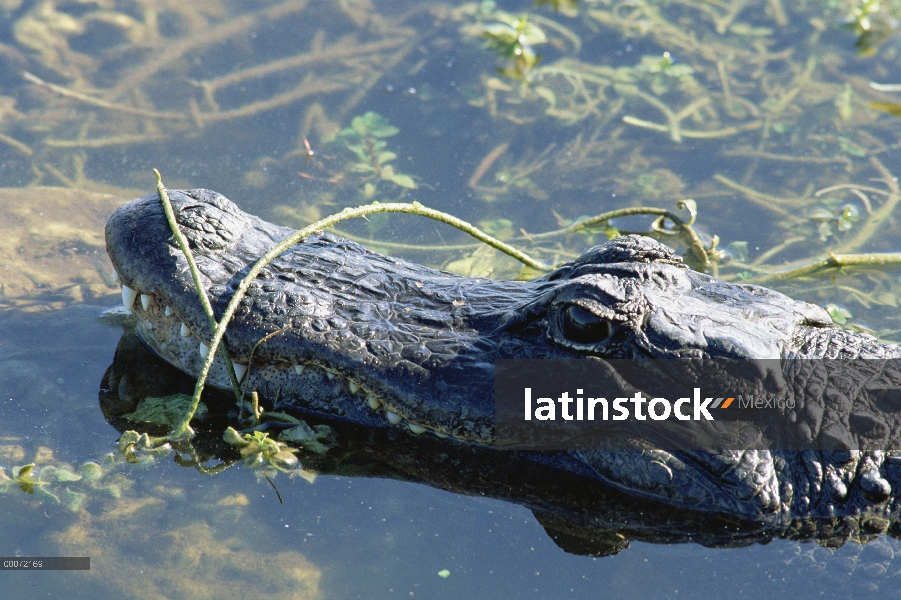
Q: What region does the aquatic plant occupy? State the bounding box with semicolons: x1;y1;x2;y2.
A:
223;429;300;472
0;456;124;512
324;111;418;199
479;12;547;80
842;0;899;55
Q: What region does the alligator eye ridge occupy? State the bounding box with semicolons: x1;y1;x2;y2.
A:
562;305;613;344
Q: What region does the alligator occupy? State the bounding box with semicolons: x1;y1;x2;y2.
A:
105;189;901;530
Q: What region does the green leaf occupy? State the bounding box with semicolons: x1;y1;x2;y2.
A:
62;489;86;512
356;112;399;137
534;86;556;107
272;451;299;468
825;304;852;325
122;394;208;427
390;174;417;189
34;487;59;502
44;466;82;483
223;426;247;446
809;208;835;221
351;115;369;135
346;144;370;162
79;462;103;482
477;218;514;237
14;464;35;481
278;422;335;455
870;101;901;118
278;422;317;442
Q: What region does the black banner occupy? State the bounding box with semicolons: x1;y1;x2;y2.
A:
494;358;901;451
0;557;90;570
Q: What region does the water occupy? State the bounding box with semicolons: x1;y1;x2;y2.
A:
1;0;901;597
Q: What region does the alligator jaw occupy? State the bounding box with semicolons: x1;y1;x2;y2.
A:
115;277;478;441
105;189;529;443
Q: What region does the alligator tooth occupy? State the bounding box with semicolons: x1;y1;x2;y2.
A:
386;411;403;425
294;364;304;375
140;294;152;311
112;269;120;285
348;381;360;394
433;432;448;439
233;363;248;383
366;396;381;410
164;306;173;317
180;323;190;337
325;372;334;380
408;423;426;435
121;285;137;310
199;342;209;358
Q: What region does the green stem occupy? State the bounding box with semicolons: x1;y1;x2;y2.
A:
154;171;243;407
748;252;901;283
556;206;688;235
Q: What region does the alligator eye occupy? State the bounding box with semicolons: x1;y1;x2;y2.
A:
562;305;613;344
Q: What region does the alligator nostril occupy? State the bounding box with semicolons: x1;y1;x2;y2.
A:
562;305;613;344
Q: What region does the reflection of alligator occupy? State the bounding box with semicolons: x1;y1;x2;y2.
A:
105;189;901;530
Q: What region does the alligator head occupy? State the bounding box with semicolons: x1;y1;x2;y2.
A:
105;189;901;522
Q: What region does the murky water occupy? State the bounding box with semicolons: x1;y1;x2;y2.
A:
2;0;901;597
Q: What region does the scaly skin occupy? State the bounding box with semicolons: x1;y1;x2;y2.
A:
106;189;901;525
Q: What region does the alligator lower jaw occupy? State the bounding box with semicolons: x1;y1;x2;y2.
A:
119;282;463;442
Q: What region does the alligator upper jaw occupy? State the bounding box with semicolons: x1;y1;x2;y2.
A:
106;189;557;443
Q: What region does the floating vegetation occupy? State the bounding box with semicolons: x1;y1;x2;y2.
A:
122;394;210;428
224;429;301;474
456;0;901;335
0;448;125;513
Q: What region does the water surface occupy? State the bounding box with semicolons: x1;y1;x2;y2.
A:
2;0;901;597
